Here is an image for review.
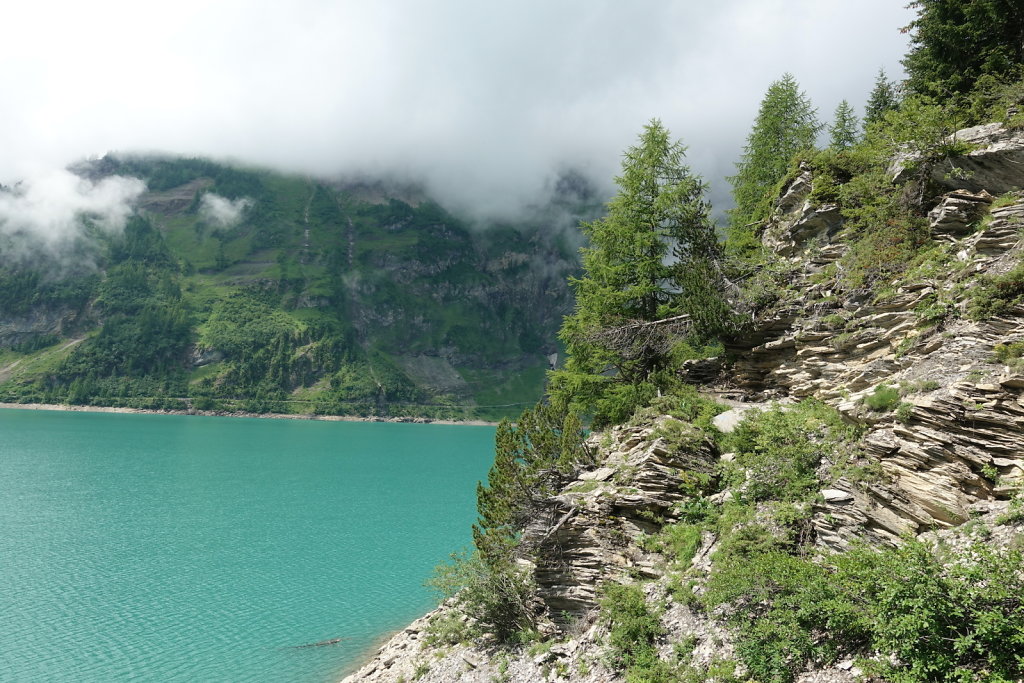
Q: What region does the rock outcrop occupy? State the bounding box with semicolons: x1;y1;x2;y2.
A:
342;121;1024;683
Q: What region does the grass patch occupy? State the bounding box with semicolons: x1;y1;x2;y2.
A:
864;384;900;412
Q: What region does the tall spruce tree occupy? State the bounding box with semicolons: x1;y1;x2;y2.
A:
728;74;820;250
549;119;723;423
829;100;860;150
864;68;900;128
902;0;1024;99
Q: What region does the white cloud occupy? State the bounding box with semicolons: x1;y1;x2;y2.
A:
0;171;145;245
0;1;915;221
199;193;252;228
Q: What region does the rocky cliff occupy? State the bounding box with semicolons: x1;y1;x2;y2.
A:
341;122;1024;682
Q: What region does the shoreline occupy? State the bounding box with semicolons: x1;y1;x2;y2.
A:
0;402;498;426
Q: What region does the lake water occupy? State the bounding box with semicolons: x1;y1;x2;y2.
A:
0;409;495;682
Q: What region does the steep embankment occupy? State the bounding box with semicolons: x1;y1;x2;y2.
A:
0;157;594;420
343;122;1024;682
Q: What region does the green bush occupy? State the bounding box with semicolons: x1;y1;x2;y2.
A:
704;551;868;683
864;384;901;412
426;549;536;643
969;263;1024;320
645;523;703;567
723;400;857;502
704;541;1024;683
601;582;674;681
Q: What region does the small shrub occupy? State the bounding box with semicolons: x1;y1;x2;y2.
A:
864;384;900;412
969;263;1024;320
423;612;471;647
705;540;1024;683
704;551;867;683
993;341;1024;371
648;523;703;566
724;400;858;502
426;550;536;643
996;494;1024;526
601;582;668;679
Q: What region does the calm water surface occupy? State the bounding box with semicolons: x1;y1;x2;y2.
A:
0;409;495;682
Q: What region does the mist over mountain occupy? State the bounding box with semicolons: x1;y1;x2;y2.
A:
0;155;600;419
1;1;912;224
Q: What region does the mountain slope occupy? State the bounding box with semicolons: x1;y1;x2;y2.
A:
0;156;596;420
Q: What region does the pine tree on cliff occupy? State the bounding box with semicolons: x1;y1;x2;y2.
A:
549;119;725;426
466;404;588;639
728;73;820;254
902;0;1024;100
864;68;900;128
829;100;860;150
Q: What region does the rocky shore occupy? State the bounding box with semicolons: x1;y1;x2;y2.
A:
341;120;1024;682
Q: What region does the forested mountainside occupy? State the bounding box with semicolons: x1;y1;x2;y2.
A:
0;157;596;420
346;3;1024;682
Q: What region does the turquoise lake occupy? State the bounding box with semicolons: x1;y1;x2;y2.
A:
0;408;496;682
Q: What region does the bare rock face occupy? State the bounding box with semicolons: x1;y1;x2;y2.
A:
0;306;79;348
762;168;844;259
929;189;994;240
731;173;1024;540
934;123;1024;195
526;417;717;621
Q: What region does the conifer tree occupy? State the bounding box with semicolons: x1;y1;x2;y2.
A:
549;119;724;422
864;68;900;128
902;0;1024;99
728;74;820;248
465;403;589;638
829;100;860;150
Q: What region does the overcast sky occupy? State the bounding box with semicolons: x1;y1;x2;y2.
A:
2;1;914;220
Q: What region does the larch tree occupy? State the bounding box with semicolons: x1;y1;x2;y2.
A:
549;119;725;424
727;73;820;252
829;100;860;150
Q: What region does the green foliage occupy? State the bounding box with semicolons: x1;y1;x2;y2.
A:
902;0;1024;104
728;73;821;252
828;100;860;150
58;303;192;382
723;400;857;503
995;493;1024;525
864;68;901;128
840;540;1024;682
645;523;703;567
993;340;1024;371
0;268;97;320
551;119;727;421
465;403;589;639
705;551;868;683
705;541;1024;683
832;95;967;288
200;293;299;358
422;612;472;647
600;582;669;679
864;384;901;412
968;262;1024;319
427;549;535;644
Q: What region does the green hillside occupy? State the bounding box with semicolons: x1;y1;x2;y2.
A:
0;156;595;420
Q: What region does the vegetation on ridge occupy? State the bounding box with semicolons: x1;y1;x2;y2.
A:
429;2;1024;681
